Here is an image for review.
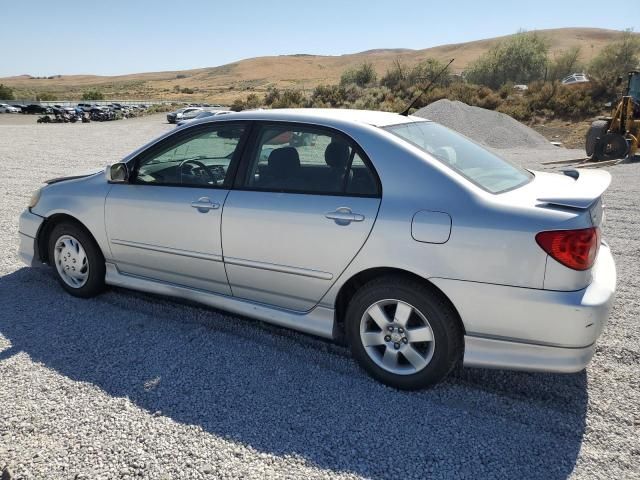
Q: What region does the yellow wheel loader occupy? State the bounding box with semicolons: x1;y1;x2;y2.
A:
586;71;640;161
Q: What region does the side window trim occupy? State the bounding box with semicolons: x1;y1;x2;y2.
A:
128;121;251;189
232;120;381;198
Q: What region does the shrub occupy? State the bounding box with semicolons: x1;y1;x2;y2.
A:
309;84;349;107
466;31;549;89
0;84;14;100
589;29;640;86
496;101;532;121
244;93;261;109
181;87;195;94
81;89;104;100
547;46;583;81
36;92;57;101
407;58;452;87
271;89;305;108
230;98;245;112
380;60;408;90
340;62;377;87
263;86;281;105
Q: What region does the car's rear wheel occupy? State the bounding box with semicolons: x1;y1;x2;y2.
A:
346;276;463;390
48;222;105;298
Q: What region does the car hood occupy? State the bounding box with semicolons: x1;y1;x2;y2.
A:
44;167;104;185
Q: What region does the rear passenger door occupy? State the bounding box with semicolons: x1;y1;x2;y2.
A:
222;123;381;311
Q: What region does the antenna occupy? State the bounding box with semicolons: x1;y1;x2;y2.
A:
399;58;454;116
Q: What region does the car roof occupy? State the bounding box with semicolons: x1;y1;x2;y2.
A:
202;108;422;127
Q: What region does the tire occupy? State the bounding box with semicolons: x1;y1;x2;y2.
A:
48;221;106;298
346;275;463;390
585;120;610;157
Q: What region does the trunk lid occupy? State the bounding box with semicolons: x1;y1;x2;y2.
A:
498;168;609;229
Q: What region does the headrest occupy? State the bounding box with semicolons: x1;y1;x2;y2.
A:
325;141;350;169
268;147;300;173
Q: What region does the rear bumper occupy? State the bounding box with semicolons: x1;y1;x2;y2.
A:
463;336;596;373
433;243;616;373
18;209;44;267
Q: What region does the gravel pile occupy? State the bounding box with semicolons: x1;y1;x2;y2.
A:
414;99;555;150
0;114;638;479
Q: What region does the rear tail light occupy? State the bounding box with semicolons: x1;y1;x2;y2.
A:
536;227;600;271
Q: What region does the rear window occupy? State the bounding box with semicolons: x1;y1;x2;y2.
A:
384;121;533;193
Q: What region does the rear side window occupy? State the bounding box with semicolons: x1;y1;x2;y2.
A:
385;121;532;193
242;124;379;196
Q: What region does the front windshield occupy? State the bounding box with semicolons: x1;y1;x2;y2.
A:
384;121;533;193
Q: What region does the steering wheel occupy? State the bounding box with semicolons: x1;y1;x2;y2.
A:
179;159;215;183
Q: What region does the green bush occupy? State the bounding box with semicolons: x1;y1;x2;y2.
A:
309;84;346;107
380;60;408;90
36;92;57;101
263;86;281;105
245;93;261;109
230;98;245;112
340;62;377;87
145;104;174;114
547;47;583;81
271;89;305;108
0;84;14;100
466;31;549;89
407;58;452;87
496;101;532;121
81;89;104;101
589;30;640;87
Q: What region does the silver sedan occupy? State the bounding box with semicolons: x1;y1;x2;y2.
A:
18;109;616;389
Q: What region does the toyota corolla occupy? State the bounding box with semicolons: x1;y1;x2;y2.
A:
18;109;616;389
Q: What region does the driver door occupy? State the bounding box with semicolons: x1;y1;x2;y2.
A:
105;122;248;294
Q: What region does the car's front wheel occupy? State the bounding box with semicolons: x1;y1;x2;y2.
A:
48;222;106;298
346;276;463;390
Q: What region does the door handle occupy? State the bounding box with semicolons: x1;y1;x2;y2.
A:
325;207;365;225
191;197;220;212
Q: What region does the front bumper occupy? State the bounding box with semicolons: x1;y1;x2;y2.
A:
18;209;44;267
432;243;616;373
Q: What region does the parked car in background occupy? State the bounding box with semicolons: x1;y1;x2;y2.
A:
562;73;589;85
166;107;202;124
51;106;76;115
176;110;231;126
0;103;20;113
23;104;51;114
77;103;97;112
19;109;616;390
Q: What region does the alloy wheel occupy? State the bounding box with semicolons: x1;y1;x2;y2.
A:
359;299;435;375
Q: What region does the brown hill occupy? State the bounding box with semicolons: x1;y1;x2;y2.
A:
1;28;633;103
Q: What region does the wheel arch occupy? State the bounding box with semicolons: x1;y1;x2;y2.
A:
37;213;101;264
332;267;466;342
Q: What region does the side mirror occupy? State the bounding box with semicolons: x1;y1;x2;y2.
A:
616;76;623;86
106;162;129;183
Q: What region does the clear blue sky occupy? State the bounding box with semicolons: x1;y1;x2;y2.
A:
2;0;637;77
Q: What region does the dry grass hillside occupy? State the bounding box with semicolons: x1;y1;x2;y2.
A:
1;28;634;103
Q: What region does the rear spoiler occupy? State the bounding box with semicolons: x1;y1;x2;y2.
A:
537;169;611;209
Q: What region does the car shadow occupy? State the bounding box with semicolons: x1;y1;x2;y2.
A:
0;267;588;479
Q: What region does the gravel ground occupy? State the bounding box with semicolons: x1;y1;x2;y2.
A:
0;114;638;479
